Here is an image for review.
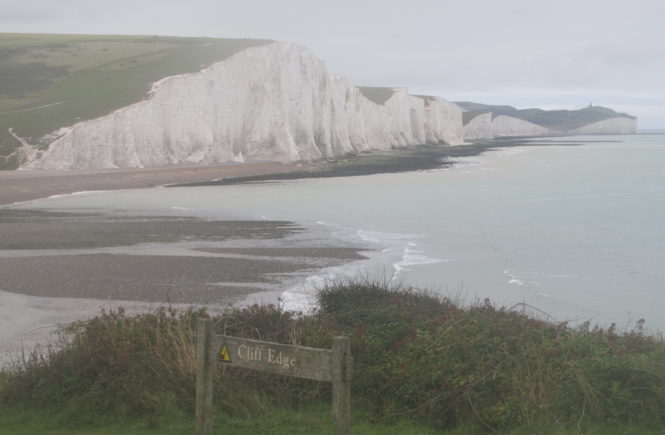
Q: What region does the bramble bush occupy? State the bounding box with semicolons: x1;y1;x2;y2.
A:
317;281;665;431
2;281;664;432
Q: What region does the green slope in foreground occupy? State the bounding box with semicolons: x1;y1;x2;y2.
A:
0;33;272;169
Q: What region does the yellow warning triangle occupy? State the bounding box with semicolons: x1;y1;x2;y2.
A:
220;345;232;363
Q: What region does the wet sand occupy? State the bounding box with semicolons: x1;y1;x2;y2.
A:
0;209;300;249
0;146;480;361
0;208;367;362
0;209;366;302
0;252;360;303
0;140;581;206
193;247;368;260
0;161;309;206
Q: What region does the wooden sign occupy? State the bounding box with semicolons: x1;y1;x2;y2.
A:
195;319;352;435
213;335;334;382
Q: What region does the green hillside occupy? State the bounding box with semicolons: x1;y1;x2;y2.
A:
357;86;395;105
0;33;272;169
456;101;635;130
461;110;489;125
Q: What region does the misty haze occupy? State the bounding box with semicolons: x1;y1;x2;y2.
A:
0;1;664;433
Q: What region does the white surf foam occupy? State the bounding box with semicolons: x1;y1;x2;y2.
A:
47;190;107;199
278;225;447;313
357;230;447;282
503;269;541;287
279;228;415;312
356;229;415;244
504;269;525;286
450;157;481;170
392;242;447;281
280;274;328;313
491;147;528;157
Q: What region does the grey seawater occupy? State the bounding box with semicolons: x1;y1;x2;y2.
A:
17;134;665;332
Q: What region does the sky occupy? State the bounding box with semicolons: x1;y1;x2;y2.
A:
2;0;664;128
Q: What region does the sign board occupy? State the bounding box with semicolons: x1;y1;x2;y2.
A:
195;319;352;435
212;335;333;382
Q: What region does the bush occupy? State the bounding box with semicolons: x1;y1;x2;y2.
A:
1;306;202;424
2;282;665;432
317;283;665;432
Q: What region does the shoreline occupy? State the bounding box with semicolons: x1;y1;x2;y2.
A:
0;137;611;362
0;208;370;362
0;160;310;206
171;139;586;187
0;138;586;206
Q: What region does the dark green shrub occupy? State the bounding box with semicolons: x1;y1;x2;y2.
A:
2;281;664;432
317;283;665;431
1;306;203;423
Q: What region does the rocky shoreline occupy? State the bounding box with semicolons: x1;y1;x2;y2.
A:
0;208;368;362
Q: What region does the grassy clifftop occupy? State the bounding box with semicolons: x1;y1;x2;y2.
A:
357;86;395;105
0;33;272;169
457;101;635;130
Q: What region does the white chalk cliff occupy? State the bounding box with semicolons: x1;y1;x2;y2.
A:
461;112;636;140
461;113;493;141
491;115;552;137
462;114;549;140
24;42;464;170
570;117;637;135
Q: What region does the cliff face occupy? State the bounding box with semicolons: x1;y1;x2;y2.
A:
421;96;464;145
461;114;637;141
18;40;639;170
24;42;463;170
462;113;493;141
458;102;637;141
570;117;637;135
491;115;551;137
462;114;550;140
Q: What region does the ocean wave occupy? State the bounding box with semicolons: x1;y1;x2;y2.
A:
450;157;481;170
503;269;541;287
356;229;415;244
281;228;444;311
491;147;528;157
280;271;334;313
279;225;447;311
356;230;448;281
47;190;106;199
392;242;447;279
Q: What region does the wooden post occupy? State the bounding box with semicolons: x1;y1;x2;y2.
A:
196;330;353;433
332;336;352;435
196;319;214;435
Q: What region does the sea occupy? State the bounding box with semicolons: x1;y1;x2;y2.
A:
15;133;665;333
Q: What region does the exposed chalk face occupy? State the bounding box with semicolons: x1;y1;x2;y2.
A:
462;114;549;141
24;42;464;170
491;115;552;137
570;117;637;135
462;113;494;141
461;112;637;141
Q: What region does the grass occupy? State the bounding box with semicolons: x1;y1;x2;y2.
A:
2;281;664;433
1;406;662;434
456;102;636;131
0;33;272;169
462;110;489;126
0;404;445;434
357;86;396;105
